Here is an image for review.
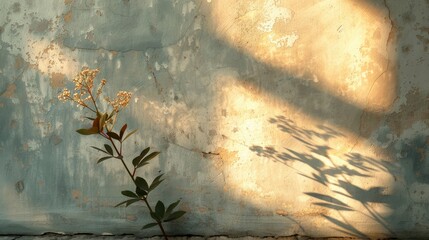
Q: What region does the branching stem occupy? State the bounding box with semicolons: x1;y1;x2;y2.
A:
101;132;168;240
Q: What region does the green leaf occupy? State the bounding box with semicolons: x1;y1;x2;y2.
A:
164;211;186;222
149;174;164;191
155;201;165;220
125;198;140;207
140;147;150;158
121;190;138;198
107;131;121;140
150;211;159;221
136;151;160;168
114;199;129;207
133;147;152;168
104;144;113;155
97;156;112;164
136;162;149;169
135;177;149;191
76;127;98;135
120;124;127;139
142;152;160;163
114;198;140;207
165;200;181;217
142;222;158;230
91;146;109;154
135;186;147;197
132;155;144;167
122;129;137;142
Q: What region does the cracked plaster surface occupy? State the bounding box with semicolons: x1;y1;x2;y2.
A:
0;0;429;238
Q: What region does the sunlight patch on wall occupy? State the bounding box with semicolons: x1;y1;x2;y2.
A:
24;40;78;80
207;0;396;112
212;73;401;236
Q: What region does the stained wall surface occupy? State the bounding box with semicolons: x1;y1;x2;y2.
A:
0;0;428;238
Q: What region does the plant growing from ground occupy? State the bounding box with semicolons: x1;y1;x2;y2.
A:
58;67;185;239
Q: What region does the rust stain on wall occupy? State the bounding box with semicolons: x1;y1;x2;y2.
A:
50;72;66;88
1;83;17;98
71;189;81;200
15;56;25;69
212;147;238;169
63;11;73;23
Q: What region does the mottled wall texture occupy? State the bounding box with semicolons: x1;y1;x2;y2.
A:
0;0;429;238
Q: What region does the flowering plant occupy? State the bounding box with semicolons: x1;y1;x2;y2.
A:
58;67;185;239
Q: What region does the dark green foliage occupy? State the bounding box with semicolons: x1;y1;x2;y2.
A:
150;174;164;191
135;177;149;192
121;190;138;198
91;146;109;154
155;201;165;220
115;198;140;207
104;144;113;155
135;186;147;197
97;156;112;164
164;211;186;222
142;222;158;229
165;200;180;217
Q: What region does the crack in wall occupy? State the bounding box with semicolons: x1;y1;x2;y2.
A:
61;1;204;53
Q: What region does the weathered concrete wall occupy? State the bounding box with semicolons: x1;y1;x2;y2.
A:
0;0;428;238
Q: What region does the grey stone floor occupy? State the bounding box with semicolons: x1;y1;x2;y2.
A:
4;233;426;240
0;236;312;240
0;235;359;240
0;234;415;240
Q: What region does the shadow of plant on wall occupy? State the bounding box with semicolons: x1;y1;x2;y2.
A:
250;115;405;238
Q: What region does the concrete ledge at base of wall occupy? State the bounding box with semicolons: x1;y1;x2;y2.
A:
0;234;409;240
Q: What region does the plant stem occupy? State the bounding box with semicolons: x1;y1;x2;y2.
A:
132;167;136;177
142;198;168;239
120;141;123;156
85;83;99;113
103;133;168;240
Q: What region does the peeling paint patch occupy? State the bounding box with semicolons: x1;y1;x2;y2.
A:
371;125;395;148
257;0;293;33
24;139;41;151
182;2;196;16
268;32;299;48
